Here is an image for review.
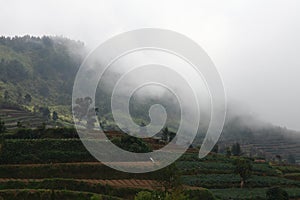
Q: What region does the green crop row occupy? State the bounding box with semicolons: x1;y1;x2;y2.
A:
0;189;123;200
0;139;95;164
182;174;300;189
211;188;300;200
0;178;141;199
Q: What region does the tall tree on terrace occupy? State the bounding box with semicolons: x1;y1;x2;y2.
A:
233;158;253;188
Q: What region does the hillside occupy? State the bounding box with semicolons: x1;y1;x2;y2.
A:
0;36;85;121
0;35;300;164
0;138;300;199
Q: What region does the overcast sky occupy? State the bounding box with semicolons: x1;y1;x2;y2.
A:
1;0;300;130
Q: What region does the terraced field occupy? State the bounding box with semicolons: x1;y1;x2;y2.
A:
0;109;45;129
1;111;300;199
0;137;300;199
241;137;300;162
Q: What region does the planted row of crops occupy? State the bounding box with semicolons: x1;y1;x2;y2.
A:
211;188;300;200
0;163;159;180
177;161;279;176
0;189;123;200
182;174;300;189
0;178;142;199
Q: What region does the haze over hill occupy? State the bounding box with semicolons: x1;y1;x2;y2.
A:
1;0;300;131
0;35;299;162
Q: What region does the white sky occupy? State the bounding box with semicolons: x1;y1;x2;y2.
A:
1;0;300;130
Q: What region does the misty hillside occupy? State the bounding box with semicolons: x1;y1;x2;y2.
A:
0;35;299;163
0;36;84;106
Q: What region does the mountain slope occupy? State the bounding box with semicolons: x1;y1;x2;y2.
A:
0;36;84;106
0;35;299;163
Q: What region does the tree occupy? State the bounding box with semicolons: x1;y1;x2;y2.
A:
17;121;23;128
0;118;6;133
232;142;241;156
86;108;96;130
52;111;58;121
162;127;169;142
266;187;289;200
73;97;93;121
211;144;219;154
233;158;253;188
226;147;232;157
3;90;9;102
156;163;181;193
24;93;32;104
161;127;176;143
17;91;23;104
39;107;50;119
275;155;282;163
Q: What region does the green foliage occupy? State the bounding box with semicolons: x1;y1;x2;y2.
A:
0;118;5;133
185;189;217;200
134;191;152;200
226;147;231;157
135;190;191;200
0;36;84;107
165;189;189;200
0;189;121;200
0;139;93;164
0;160;163;181
161;127;176;143
182;173;300;189
275;165;300;174
266;187;289;200
52;111;58;121
232;142;242;156
284;173;300;181
0;178;138;199
111;135;152;153
3;90;9;102
24;93;32;104
39;107;50;119
8;127;79;139
233;158;253;188
90;194;103;200
211;144;219;153
155;163;181;192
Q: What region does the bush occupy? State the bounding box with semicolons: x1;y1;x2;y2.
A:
266;187;289;200
134;191;152;200
185;189;217;200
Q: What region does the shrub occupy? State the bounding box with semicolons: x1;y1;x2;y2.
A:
185;189;217;200
134;191;152;200
266;187;289;200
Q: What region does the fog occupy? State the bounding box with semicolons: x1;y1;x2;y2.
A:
1;0;300;130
